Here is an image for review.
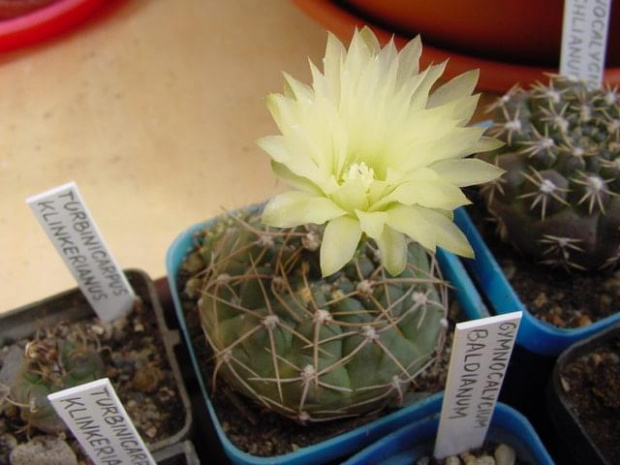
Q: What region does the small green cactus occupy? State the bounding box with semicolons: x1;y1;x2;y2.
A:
480;76;620;271
10;339;105;433
183;208;449;422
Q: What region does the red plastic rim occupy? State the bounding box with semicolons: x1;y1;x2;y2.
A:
292;0;620;93
0;0;105;52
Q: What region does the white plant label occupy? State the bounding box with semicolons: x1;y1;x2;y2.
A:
559;0;612;88
433;311;522;459
27;182;134;321
48;378;156;465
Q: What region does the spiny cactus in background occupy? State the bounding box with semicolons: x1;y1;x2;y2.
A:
480;75;620;271
9;338;105;433
183;208;449;422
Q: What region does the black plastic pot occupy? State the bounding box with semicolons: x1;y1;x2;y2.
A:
547;322;620;465
0;269;193;454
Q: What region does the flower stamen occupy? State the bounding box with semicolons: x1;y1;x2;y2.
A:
341;162;375;192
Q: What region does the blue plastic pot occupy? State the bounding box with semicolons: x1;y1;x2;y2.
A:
342;395;553;465
166;208;489;465
455;208;620;357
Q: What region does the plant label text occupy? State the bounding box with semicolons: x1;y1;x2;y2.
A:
48;378;156;465
27;182;134;321
434;311;522;459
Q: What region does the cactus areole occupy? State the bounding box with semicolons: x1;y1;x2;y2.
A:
183;208;449;422
482;76;620;271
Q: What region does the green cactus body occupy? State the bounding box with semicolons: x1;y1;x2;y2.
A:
183;207;448;422
481;77;620;271
11;340;105;433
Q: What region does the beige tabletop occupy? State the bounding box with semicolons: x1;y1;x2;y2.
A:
0;0;495;314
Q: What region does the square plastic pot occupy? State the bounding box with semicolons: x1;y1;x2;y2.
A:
455;207;620;357
342;394;554;465
0;269;193;453
153;440;200;465
547;322;620;465
166;208;491;465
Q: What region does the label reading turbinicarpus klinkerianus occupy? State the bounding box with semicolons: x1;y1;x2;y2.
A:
48;378;156;465
433;311;522;459
27;182;135;322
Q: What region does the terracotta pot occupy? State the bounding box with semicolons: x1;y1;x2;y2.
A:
341;0;620;68
293;0;620;92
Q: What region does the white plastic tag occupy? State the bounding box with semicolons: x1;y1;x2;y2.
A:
433;311;522;459
27;182;134;321
559;0;612;88
48;378;156;465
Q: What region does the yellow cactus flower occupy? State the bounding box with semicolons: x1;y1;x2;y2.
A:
259;28;503;276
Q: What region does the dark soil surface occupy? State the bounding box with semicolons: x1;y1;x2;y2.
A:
177;267;459;459
0;300;185;464
466;192;620;329
559;333;620;464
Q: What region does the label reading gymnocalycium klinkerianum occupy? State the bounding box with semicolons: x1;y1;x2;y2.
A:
560;0;612;88
433;312;522;459
27;182;135;322
48;378;156;465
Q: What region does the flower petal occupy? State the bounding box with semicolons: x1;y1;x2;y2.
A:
389;126;492;176
270;161;322;194
355;210;388;239
359;26;381;53
387;205;474;258
409;62;447;111
368;179;391;206
428;69;479;108
377;169;471;210
257;135;326;186
265;94;298;136
437;94;481;126
476;136;505;153
430;158;505;187
375;226;407;276
262;191;346;228
345;28;373;81
329;178;368;212
323;32;345;100
321;216;362;276
257;135;289;164
283;72;314;103
396;35;422;85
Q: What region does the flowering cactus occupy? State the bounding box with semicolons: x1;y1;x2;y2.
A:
481;76;620;271
184;28;502;423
